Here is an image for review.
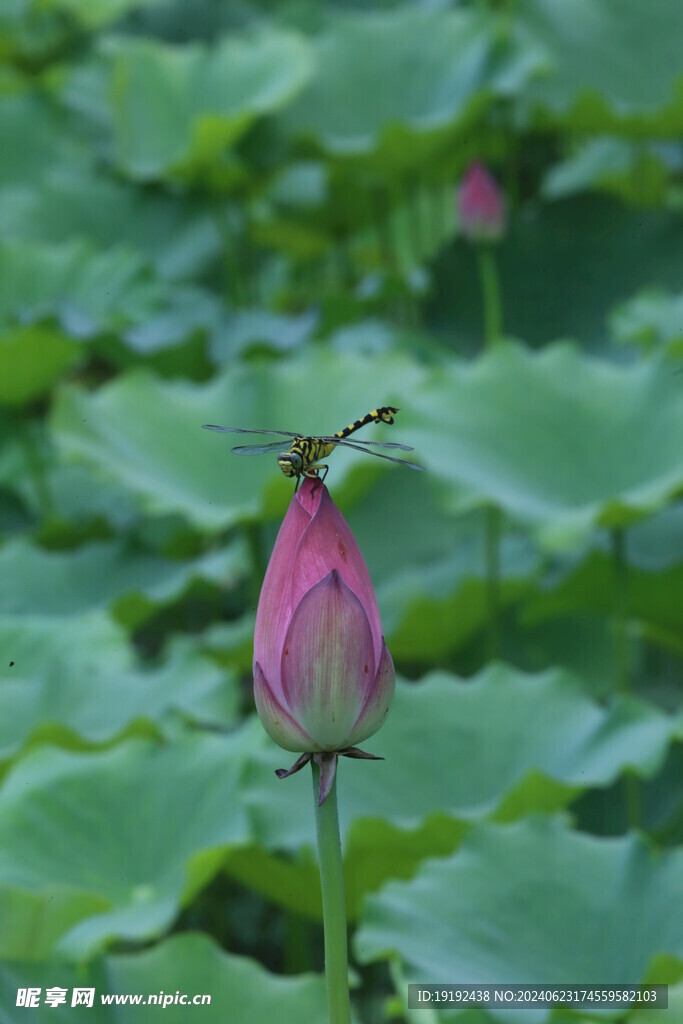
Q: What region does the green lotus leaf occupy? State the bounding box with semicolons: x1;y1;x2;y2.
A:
110;31;312;180
542;138;672;206
199;616;256;678
0;733;252;959
0;93;89;190
48;0;170;30
610;289;683;357
523;505;683;650
409;342;683;548
0;536;248;623
209;309;317;363
349;476;539;661
283;7;545;163
604;503;683;571
633;981;683;1024
0;0;171;40
430;195;683;349
0;633;239;763
0;932;329;1022
518;0;683;134
355;817;683;1016
50;353;431;529
0;610;130;678
0;173;221;281
0;326;81;406
525;551;683;641
230;668;675;919
2;450;141;534
0;238;162;338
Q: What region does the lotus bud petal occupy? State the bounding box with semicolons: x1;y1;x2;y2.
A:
253;479;395;755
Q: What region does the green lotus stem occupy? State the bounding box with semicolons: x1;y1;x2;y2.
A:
476;245;503;347
485;503;501;660
17;419;52;520
312;761;351;1024
475;241;504;656
611;527;630;692
611;527;641;826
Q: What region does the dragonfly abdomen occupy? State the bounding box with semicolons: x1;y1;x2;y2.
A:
335;406;398;440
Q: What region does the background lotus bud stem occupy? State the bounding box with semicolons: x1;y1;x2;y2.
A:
457;164;507;652
458;163;506;348
485;503;502;660
476;246;503;348
312;759;352;1024
478;243;503;655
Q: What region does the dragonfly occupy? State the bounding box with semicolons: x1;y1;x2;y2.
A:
202;405;424;489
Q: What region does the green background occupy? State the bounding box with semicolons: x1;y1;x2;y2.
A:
0;0;682;1020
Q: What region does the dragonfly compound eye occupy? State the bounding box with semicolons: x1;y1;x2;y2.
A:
277;451;303;477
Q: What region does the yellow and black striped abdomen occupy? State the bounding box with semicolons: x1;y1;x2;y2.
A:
335;406;398;440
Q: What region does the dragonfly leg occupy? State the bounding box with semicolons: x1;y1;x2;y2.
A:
304;464;328;495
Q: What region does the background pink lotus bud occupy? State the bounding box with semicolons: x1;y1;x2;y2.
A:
253;479;395;754
458;163;507;243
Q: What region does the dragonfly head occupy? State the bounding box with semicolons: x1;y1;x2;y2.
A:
277;450;303;478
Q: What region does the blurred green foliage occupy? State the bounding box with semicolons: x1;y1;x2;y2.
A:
1;0;682;1021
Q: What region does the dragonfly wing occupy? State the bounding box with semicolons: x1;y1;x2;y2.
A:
328;438;424;470
203;422;423;467
231;440;292;455
202;424;299;437
321;436;415;452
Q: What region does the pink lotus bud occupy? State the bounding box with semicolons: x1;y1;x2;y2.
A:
458;163;507;243
253;479;394;777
